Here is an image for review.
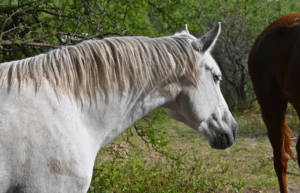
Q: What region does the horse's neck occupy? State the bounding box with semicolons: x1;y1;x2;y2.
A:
82;87;169;151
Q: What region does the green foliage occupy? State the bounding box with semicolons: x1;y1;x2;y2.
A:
0;0;185;62
231;180;246;190
2;0;300;64
124;108;185;165
89;150;223;192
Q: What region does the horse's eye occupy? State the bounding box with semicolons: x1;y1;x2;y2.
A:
213;75;221;82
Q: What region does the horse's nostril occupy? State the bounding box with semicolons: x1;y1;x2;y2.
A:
211;132;233;150
222;133;230;146
233;127;237;140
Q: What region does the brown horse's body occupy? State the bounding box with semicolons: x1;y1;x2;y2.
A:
248;13;300;193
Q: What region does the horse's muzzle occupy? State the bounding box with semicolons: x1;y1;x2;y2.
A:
209;121;238;150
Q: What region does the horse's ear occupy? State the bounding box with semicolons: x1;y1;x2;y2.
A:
180;24;190;34
192;22;221;53
175;24;190;35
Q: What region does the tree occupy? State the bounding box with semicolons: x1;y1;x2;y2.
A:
214;6;257;112
0;0;188;62
185;0;300;112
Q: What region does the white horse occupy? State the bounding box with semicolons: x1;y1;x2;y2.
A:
0;23;237;193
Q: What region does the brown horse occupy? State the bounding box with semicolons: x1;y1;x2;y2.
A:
248;13;300;193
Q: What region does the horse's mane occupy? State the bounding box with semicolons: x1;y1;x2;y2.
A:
0;35;199;103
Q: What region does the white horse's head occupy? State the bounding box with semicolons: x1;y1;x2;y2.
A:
164;23;238;150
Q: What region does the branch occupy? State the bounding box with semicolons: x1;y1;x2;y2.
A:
217;60;230;83
1;26;21;38
1;8;23;36
53;6;64;30
96;1;107;34
36;9;77;19
82;0;93;12
148;2;178;31
0;3;33;14
0;40;60;48
83;31;128;40
225;27;238;80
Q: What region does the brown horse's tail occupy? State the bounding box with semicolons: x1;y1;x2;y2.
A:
283;118;296;162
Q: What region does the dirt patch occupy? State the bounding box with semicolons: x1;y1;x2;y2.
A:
239;137;300;193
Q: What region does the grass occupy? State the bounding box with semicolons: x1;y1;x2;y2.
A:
89;103;300;193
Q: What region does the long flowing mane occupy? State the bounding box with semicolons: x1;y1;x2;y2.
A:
0;35;199;103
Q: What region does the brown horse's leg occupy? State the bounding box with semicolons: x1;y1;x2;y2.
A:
260;100;289;193
292;107;300;169
296;133;300;168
